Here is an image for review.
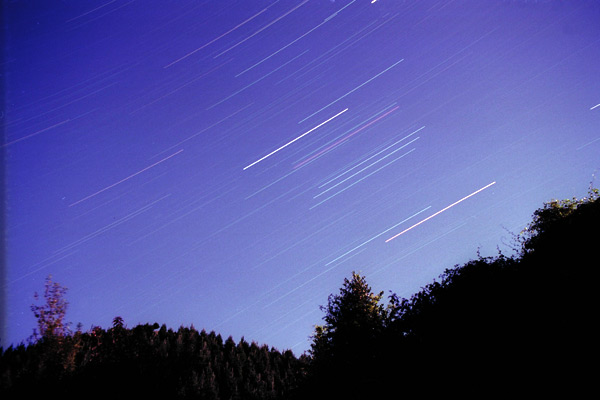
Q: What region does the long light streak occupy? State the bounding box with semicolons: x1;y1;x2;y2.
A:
278;19;379;84
3;107;97;147
60;194;171;253
385;181;497;242
298;58;404;123
294;105;399;169
67;0;134;31
2;119;71;147
134;60;231;113
309;149;415;209
163;1;280;68
263;247;367;309
243;108;348;170
128;184;239;246
214;0;309;58
208;50;308;110
214;211;358;328
65;0;117;22
294;102;397;170
324;206;431;266
373;221;470;276
314;136;420;198
160;103;253;155
318;126;424;188
576;136;600;151
235;0;356;77
296;102;398;165
69;150;183;207
245;167;300;199
10;250;79;284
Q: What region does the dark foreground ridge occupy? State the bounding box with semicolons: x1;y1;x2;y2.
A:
2;188;598;398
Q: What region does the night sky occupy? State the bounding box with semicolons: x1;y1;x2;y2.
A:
2;0;599;354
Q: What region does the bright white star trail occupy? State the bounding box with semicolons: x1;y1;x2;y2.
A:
243;108;348;170
3;0;599;355
385;182;497;243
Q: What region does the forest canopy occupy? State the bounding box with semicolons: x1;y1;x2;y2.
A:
1;187;598;398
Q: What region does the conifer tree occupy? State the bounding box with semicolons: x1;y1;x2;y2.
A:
310;272;387;358
307;272;390;398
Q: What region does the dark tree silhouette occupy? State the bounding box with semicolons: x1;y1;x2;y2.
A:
299;188;599;397
304;272;393;399
112;316;124;329
2;188;597;398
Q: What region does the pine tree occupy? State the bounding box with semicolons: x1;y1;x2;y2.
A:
307;272;390;398
310;272;387;357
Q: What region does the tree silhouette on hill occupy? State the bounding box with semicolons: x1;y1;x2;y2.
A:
302;272;395;399
300;187;599;398
1;188;598;398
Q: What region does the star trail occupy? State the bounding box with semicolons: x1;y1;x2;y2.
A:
2;0;599;354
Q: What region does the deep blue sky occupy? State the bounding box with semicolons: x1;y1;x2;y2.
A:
2;0;599;354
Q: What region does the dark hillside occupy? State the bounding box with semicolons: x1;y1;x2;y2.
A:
2;189;597;398
1;323;308;399
300;189;599;398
